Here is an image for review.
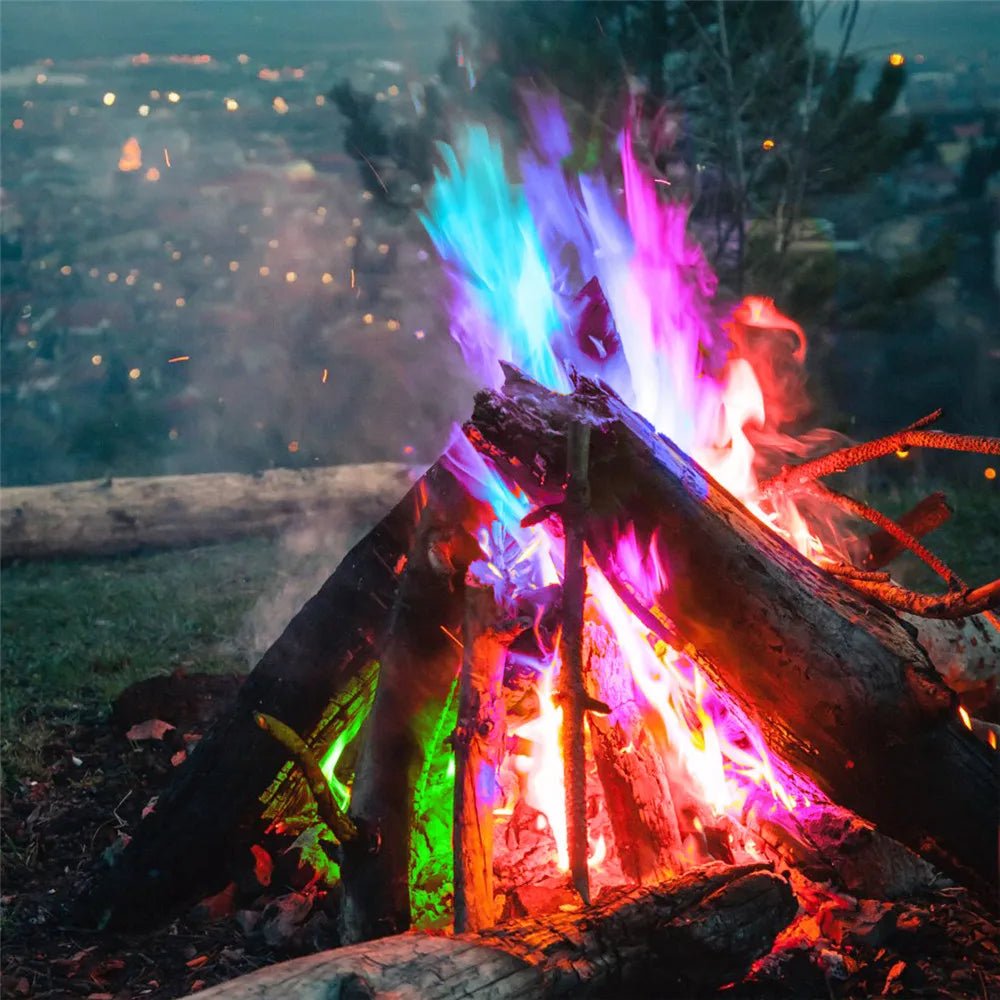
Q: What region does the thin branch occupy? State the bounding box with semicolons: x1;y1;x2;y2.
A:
843;577;1000;620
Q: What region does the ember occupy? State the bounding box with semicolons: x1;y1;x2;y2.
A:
79;99;999;999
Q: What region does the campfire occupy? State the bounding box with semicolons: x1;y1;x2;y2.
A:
79;101;999;997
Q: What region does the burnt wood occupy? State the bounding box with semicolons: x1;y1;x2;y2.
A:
184;863;795;999
74;467;442;930
468;367;999;896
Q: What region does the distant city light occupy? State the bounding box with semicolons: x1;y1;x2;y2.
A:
285;271;297;283
175;297;186;307
888;52;905;67
762;138;776;151
145;167;160;181
91;354;103;366
129;368;141;380
224;97;239;112
167;91;181;103
103;92;116;107
321;272;333;284
229;260;239;272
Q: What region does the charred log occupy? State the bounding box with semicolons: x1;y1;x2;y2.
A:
468;367;999;895
185;863;795;999
338;479;483;944
73;467;445;930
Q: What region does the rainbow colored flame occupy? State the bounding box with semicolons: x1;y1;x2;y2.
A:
422;102;824;878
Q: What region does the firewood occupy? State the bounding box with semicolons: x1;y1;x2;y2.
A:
468;367;999;895
453;582;511;933
339;477;485;944
863;492;952;569
183;863;796;999
73;466;442;930
0;463;413;561
584;622;683;882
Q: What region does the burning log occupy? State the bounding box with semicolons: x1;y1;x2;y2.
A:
184;863;795;999
468;367;999;895
339;482;483;944
452;582;512;933
0;463;412;561
584;622;683;882
74;466;448;930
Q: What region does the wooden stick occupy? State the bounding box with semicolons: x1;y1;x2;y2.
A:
863;491;952;569
453;582;509;933
560;419;592;905
253;712;358;845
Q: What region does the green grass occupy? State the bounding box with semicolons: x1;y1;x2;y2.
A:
1;537;280;779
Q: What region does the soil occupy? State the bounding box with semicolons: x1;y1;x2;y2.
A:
2;672;999;1000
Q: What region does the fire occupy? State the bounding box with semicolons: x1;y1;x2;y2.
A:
118;137;142;172
421;101;835;881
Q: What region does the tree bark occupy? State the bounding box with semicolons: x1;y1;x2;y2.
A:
73;466;443;931
186;863;795;999
453;583;509;933
339;478;484;944
1;463;412;561
468;367;999;895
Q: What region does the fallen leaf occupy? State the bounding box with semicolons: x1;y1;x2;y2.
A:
126;720;175;742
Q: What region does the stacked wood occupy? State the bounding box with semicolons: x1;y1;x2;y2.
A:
185;863;796;999
1;463;413;561
467;367;999;895
73;466;447;930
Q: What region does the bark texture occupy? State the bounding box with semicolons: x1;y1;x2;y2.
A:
1;464;412;560
187;863;795;999
468;367;999;895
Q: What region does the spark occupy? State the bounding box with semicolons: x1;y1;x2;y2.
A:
224;97;239;111
888;52;905;67
895;448;910;459
107;272;119;283
229;260;239;272
958;706;972;730
91;354;102;366
314;94;326;106
321;272;334;285
35;73;47;84
259;266;270;277
237;53;250;64
440;626;464;650
414;329;425;340
128;367;141;380
386;319;400;331
163;148;172;168
175;297;186;307
317;206;327;217
145;167;160;181
351;145;388;193
287;440;300;453
272;96;289;114
362;313;374;325
103;92;116;106
12;119;24;129
285;271;297;283
322;368;329;383
986;467;997;480
169;428;180;440
762;138;776;151
60;265;72;276
138;104;150;117
166;91;181;103
350;269;356;289
168;355;190;363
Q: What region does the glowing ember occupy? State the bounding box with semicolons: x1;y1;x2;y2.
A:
118;137;142;172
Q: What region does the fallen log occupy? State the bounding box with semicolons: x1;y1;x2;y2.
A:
73;466;445;930
0;463;413;561
468;367;999;895
186;863;795;999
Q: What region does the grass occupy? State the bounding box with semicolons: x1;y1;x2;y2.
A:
1;537;281;780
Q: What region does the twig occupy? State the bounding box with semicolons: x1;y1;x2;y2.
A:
826;561;891;583
864;491;952;569
560;419;592;905
760;410;999;496
843;577;1000;620
254;712;359;845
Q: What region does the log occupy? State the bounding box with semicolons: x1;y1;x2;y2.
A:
0;463;413;561
584;622;683;883
73;466;442;930
468;368;999;894
453;582;509;933
185;863;796;999
339;479;483;944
